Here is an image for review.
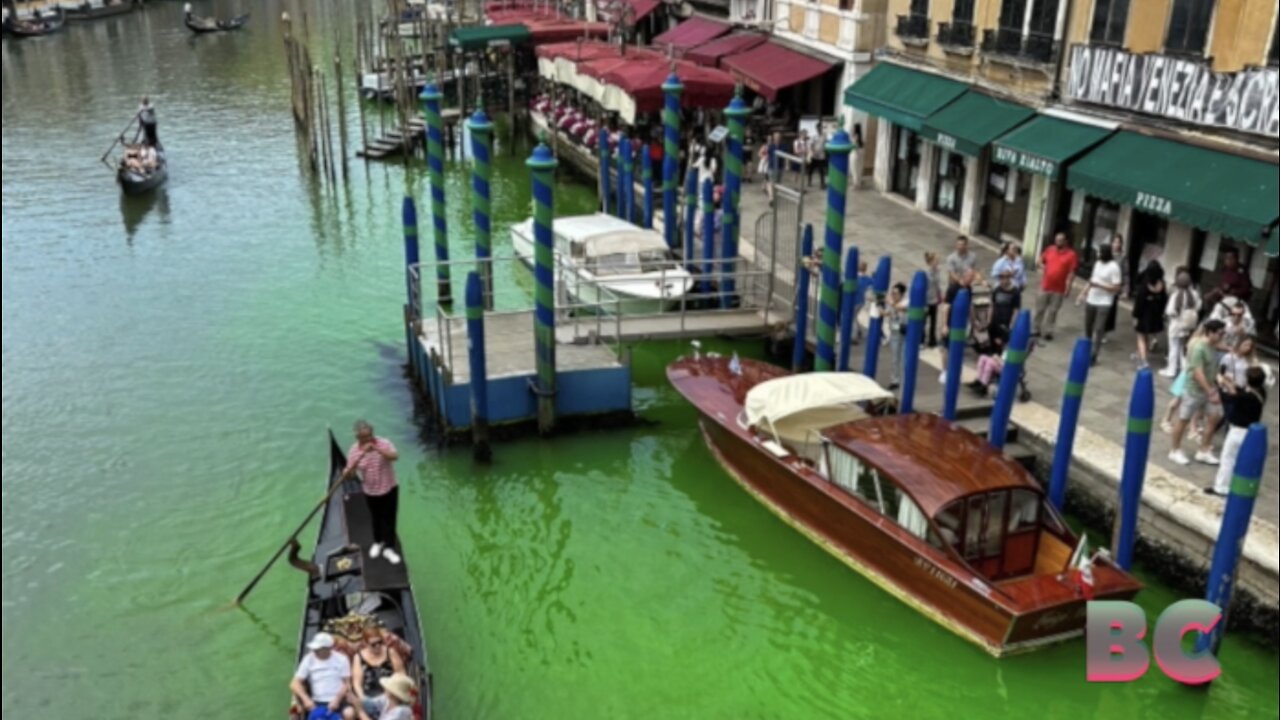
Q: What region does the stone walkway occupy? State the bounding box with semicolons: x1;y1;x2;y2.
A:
734;178;1280;528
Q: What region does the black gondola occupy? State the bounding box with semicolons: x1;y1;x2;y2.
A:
8;8;65;37
183;4;247;33
65;0;138;22
288;433;433;719
117;147;167;195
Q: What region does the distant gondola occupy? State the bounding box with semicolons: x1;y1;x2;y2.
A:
8;8;65;37
117;146;167;196
65;0;138;22
183;4;247;33
287;433;433;719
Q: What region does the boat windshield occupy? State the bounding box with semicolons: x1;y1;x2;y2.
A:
590;250;671;276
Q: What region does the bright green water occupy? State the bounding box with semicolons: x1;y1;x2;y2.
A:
2;4;1277;718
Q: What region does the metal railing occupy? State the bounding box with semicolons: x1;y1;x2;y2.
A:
981;28;1059;64
407;254;779;382
895;14;930;41
937;21;976;48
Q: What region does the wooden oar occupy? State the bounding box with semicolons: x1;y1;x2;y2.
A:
100;115;139;164
233;453;367;606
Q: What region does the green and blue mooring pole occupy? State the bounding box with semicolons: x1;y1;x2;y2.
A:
815;129;855;371
528;141;559;435
468;107;494;309
662;74;683;251
422;82;451;304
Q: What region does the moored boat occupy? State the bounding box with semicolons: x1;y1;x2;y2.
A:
668;355;1142;657
510;213;695;315
65;0;137;22
183;4;248;33
8;8;65;37
289;433;433;719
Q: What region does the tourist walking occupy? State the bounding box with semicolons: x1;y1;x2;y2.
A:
808;127;827;189
345;420;403;565
884;283;908;390
1131;262;1168;370
792;132;809;185
1162;269;1201;378
1208;367;1267;497
1033;232;1078;342
924;251;944;348
1168;320;1227;466
1102;235;1128;344
1078;244;1122;366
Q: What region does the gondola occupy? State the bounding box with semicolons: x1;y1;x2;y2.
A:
65;0;137;22
183;4;248;33
117;147;167;196
288;433;433;719
8;8;65;37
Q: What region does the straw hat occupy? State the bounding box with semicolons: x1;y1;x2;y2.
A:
380;673;417;704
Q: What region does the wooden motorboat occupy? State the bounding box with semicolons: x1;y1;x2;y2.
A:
65;0;137;22
668;355;1142;657
8;8;65;37
510;213;694;315
289;432;433;719
183;4;248;33
117;146;167;195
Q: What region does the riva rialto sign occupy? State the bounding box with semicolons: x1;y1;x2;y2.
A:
1067;45;1280;139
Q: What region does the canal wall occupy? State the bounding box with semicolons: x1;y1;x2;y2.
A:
1011;403;1280;642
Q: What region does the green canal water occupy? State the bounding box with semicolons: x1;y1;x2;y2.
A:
2;4;1277;718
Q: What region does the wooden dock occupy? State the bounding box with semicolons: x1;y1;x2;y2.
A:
357;109;461;161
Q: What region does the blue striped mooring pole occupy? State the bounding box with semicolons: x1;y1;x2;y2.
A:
943;290;971;421
862;257;892;380
837;248;859;372
1197;424;1268;658
1112;368;1154;571
422;82;451;304
792;224;814;373
700;178;715;295
465;272;491;462
402;196;421;310
988;310;1032;450
684;167;698;270
1048;338;1093;511
615;136;627;220
642;145;654;229
662;74;684;251
901;271;928;413
598;128;611;215
468;107;495;309
721;92;749;308
528;142;559;435
815;129;855;371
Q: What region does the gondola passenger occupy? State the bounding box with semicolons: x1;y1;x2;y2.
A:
291;633;356;720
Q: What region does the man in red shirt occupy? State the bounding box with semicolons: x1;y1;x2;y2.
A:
1203;249;1253;309
1033;232;1079;342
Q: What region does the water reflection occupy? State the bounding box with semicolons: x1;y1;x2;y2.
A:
119;186;168;241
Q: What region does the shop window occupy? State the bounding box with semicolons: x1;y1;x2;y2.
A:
1165;0;1215;57
933;149;965;222
1089;0;1129;46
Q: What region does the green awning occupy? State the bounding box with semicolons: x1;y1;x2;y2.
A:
449;24;531;51
844;62;967;133
1267;233;1278;258
1068;132;1280;244
991;116;1113;180
920;92;1036;157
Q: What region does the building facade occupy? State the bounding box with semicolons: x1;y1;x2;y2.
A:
845;0;1277;343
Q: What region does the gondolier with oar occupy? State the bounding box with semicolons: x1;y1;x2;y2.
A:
138;96;159;149
346;420;402;565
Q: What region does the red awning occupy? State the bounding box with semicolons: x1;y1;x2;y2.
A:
601;59;736;113
624;0;662;21
652;17;731;52
525;19;609;44
544;42;663;65
720;40;835;101
683;31;767;67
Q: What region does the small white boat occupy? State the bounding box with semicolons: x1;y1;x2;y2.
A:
510;213;695;315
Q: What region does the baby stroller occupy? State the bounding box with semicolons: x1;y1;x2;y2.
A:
968;293;1036;403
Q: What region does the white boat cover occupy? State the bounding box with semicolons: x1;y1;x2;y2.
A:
581;230;669;258
745;373;893;447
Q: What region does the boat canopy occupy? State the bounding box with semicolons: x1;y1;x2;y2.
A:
745;373;893;447
581;230;668;258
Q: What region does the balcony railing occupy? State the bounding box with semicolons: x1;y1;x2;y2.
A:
981;28;1058;64
936;21;976;49
896;14;930;42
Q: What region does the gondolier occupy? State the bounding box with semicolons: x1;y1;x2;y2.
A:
346;420;402;565
138;96;159;148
